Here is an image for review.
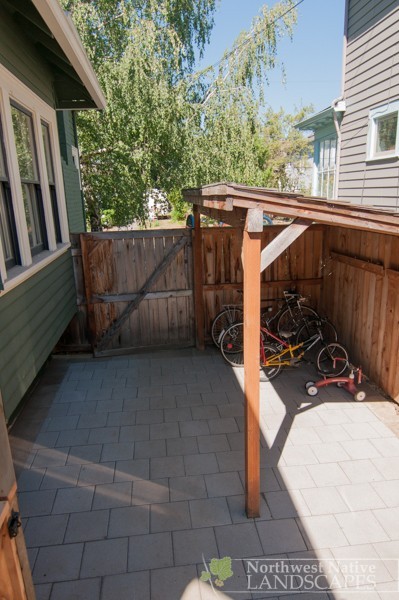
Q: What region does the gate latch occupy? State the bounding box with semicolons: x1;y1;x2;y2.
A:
8;510;21;538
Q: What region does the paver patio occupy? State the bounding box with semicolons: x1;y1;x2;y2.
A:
9;348;399;599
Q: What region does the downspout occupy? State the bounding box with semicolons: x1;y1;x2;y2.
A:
332;0;350;200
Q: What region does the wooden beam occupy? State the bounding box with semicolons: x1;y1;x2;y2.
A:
330;251;384;275
202;278;323;292
0;392;16;500
261;218;311;273
243;210;262;518
193;206;205;350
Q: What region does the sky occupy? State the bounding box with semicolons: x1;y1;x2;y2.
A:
198;0;346;115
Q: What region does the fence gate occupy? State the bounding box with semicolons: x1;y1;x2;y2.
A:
80;229;194;356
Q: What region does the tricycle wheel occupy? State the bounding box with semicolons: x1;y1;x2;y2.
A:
305;381;315;390
307;385;318;397
337;382;344;388
354;391;366;402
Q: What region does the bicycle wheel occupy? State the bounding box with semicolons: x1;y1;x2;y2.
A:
316;343;349;377
220;322;245;367
211;306;243;347
261;343;282;381
296;318;338;346
277;305;319;335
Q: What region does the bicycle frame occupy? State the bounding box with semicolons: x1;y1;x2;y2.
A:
259;325;323;367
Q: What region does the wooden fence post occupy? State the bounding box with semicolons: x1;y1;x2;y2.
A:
193;205;205;350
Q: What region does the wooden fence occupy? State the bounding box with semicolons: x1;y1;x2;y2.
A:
60;224;399;401
321;227;399;401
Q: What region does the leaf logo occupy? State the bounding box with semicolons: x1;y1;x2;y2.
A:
200;556;234;588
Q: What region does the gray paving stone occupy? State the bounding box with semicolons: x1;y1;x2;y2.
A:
202;391;228;405
123;397;150;411
208;417;239;435
78;462;115;486
80;538;128;578
114;458;150;482
101;571;150;600
180;420;210;437
119;424;150;442
33;543;83;583
313;424;351;443
45;416;79;432
96;399;124;413
66;445;102;465
307;463;350;487
32;448;68;469
190;497;232;528
132;478;169;505
216;450;245;472
329;544;394;586
226;494;271;523
372;456;399;480
340;439;382;460
197;434;230;453
18;490;56;517
175;393;203;407
150;500;191;532
339;459;384;484
300;487;349;516
55;429;90;447
150;565;198;600
184;453;219;475
24;514;68;547
134;439;166;459
279;445;318;466
150;396;176;409
166;436;198;456
77;414;107;429
173;527;218;566
128;532;173;571
150;455;185;479
169;475;207;501
265;489;311;519
150;422;180;440
218;403;244;418
309;442;351;463
101;442;134;462
164;407;192;422
64;509;109;543
205;471;244;497
228;432;245;451
215;522;264;558
35;583;51;600
372;480;399;507
371;437;399;457
274;465;315;490
342;422;381;440
52;486;94;514
107;411;136;426
372;507;399;540
256;518;307;554
92;482;132;510
17;468;45;492
108;505;149;537
67;401;97;416
191;405;220;420
335;511;390;544
337;483;386;511
50;578;101;600
88;427;120;444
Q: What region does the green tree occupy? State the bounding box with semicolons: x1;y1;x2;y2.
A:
63;0;308;229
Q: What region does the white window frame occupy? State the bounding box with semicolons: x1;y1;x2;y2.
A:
0;64;70;293
312;135;337;199
367;100;399;161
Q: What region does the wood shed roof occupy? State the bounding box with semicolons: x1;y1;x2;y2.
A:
183;182;399;236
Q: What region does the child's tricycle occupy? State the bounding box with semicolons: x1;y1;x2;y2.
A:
305;366;366;402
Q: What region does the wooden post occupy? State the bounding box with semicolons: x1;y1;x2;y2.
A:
193;205;205;350
243;208;262;518
80;234;96;350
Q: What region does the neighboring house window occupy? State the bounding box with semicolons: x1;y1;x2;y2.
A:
0;64;70;291
367;100;399;160
315;136;336;199
0;119;19;268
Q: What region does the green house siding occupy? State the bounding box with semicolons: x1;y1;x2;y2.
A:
0;252;77;421
57;111;86;233
0;4;54;106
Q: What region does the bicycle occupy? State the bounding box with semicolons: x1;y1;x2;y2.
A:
219;319;348;381
211;290;319;347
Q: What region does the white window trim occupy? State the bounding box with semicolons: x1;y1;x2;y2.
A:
0;64;71;292
367;100;399;161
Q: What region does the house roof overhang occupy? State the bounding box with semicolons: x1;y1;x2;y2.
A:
295;107;335;132
2;0;105;110
183;182;399;236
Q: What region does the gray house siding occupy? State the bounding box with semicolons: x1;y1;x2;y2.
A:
0;252;76;420
57;111;86;233
338;0;399;209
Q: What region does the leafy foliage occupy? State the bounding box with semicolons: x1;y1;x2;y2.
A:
63;0;312;229
200;556;234;587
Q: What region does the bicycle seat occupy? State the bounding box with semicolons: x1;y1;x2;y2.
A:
279;331;295;339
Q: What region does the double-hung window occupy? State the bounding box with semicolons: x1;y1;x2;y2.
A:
11;104;47;255
367;100;399;161
315;136;336;199
0;63;70;292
